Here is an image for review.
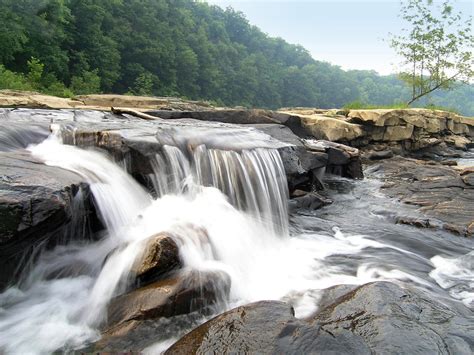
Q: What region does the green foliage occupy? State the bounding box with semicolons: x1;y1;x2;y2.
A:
390;0;473;105
343;99;460;115
0;0;472;115
0;65;33;91
26;57;44;89
70;70;101;95
343;101;409;110
127;72;156;96
423;104;460;115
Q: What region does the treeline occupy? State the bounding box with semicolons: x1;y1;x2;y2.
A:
0;0;472;115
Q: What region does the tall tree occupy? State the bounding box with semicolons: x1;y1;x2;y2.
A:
390;0;473;105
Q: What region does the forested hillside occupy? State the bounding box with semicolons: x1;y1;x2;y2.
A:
0;0;472;114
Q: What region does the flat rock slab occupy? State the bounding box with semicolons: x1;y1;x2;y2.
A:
368;156;474;237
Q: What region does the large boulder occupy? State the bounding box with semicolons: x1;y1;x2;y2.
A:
166;281;472;354
106;270;230;330
131;233;182;287
0;151;99;288
92;270;231;351
300;114;366;142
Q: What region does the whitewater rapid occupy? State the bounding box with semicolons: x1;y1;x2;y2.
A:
0;136;472;354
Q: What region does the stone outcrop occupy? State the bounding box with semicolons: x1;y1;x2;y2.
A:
304;139;363;179
166;281;472;354
347;109;474;148
280;107;473;153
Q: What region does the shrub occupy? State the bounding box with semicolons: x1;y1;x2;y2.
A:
0;65;33;91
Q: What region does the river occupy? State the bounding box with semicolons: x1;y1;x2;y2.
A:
0;134;472;354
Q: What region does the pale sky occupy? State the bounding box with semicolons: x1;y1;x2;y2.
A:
207;0;473;76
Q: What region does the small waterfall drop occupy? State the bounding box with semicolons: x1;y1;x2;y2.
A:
152;144;289;236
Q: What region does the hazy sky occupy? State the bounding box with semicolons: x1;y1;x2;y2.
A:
207;0;473;75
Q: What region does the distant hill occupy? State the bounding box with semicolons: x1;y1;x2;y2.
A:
0;0;472;115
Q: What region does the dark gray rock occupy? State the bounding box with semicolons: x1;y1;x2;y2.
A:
0;151;99;289
289;191;333;211
0;121;49;152
167;281;473;354
365;149;394;160
369;156;474;237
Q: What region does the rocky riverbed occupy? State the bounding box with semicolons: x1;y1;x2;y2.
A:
0;92;473;354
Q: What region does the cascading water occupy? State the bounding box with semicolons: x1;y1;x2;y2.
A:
0;128;473;354
152;144;289;235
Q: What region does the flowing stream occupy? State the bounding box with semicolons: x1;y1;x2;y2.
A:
0;133;473;354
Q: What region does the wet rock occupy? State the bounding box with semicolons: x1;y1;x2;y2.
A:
167;282;472;354
148;109;279;124
246;124;330;190
369;156;474;237
165;301;295;354
365;149;394;160
0;121;49;151
396;216;432;229
148;109;311;137
410;142;464;160
304;282;473;354
0;151;99;289
289;191;333;211
105;270;230;332
131;233;182;287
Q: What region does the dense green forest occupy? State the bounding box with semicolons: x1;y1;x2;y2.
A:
0;0;472;115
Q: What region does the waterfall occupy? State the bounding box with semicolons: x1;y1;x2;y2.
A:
152;144;289;236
